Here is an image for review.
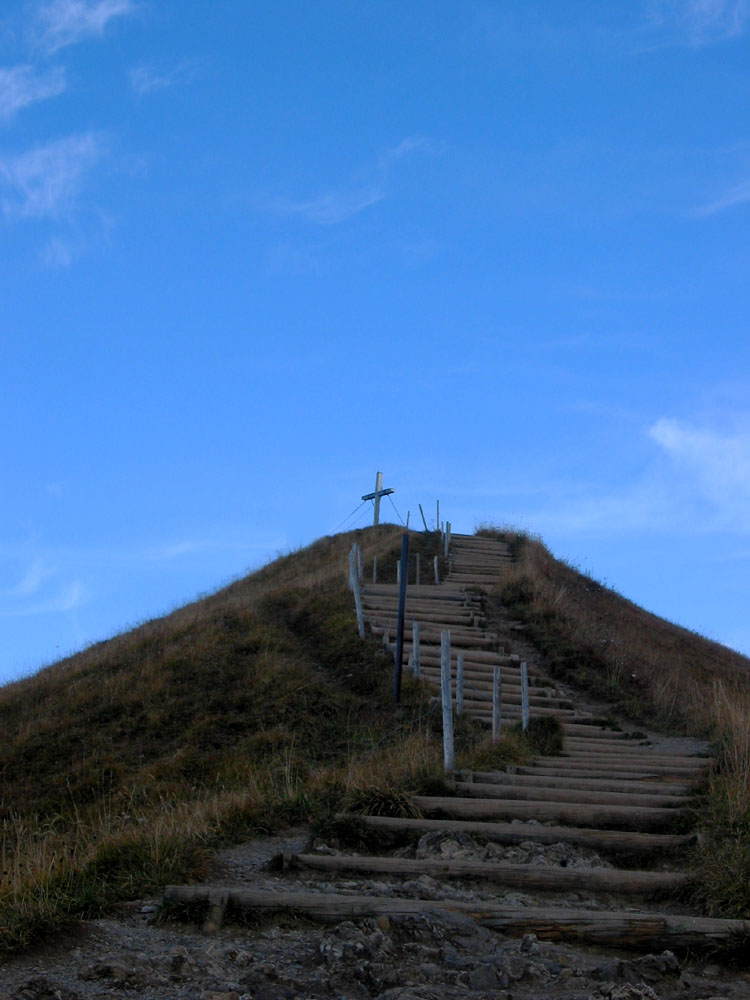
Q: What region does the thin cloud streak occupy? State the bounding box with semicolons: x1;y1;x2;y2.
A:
130;61;198;96
35;0;136;53
275;187;384;225
267;135;442;226
2;561;52;598
0;581;85;617
0;132;105;219
0;64;66;121
644;0;750;46
693;177;750;216
649;417;750;511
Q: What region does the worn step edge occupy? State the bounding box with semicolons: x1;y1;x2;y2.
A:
453;781;688;809
290;853;688;897
413;796;682;830
462;770;691;797
162;886;747;950
336;814;692;853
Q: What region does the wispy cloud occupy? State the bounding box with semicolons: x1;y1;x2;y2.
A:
644;0;750;46
39;235;75;267
276;187;384;225
0;580;85;617
267;135;442;226
693;177;750;216
2;561;53;598
130;60;198;96
35;0;136;54
0;64;66;122
0;132;105;219
649;417;750;504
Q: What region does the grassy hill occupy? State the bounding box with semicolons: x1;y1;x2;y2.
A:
0;525;453;953
482;528;750;918
1;523;748;953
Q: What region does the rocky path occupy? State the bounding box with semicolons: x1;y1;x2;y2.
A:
2;533;749;1000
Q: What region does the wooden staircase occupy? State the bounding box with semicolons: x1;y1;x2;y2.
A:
165;531;749;951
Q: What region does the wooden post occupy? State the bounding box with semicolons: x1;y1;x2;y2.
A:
412;621;420;678
357;544;363;583
393;533;410;702
456;653;464;715
372;556;377;584
415;552;421;586
349;548;365;639
492;666;502;742
397;559;401;585
445;521;451;558
521;661;530;731
419;504;429;532
434;555;439;584
373;471;383;526
406;511;410;529
441;630;454;772
436;499;440;532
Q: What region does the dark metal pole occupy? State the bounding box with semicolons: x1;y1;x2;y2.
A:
393;532;410;702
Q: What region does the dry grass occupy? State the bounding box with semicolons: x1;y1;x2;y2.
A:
0;524;457;955
484;528;750;918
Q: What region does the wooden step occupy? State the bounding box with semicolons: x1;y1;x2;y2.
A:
363;585;473;600
163;886;748;950
521;763;702;783
338;814;692;854
463;770;692;797
414;796;681;831
290;853;687;898
453;781;688;809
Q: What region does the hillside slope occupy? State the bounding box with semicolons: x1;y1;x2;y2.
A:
0;525;449;953
1;523;748;956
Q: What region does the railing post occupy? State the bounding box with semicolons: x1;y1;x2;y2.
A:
441;630;454;772
372;556;377;584
349;548;365;639
456;652;464;715
412;621;420;678
492;666;502;742
434;555;439;585
415;552;421;587
393;533;410;702
521;661;530;731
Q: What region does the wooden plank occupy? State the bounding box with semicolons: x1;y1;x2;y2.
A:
413;796;681;830
337;814;692;853
520;764;701;783
163;886;748;949
291;854;688;897
453;781;688;809
463;770;691;797
534;756;708;774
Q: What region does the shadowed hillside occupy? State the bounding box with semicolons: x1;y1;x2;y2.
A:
0;525;451;953
1;523;748;955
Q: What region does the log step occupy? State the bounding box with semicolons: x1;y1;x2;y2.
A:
337;814;692;854
463;770;692;797
413;795;681;831
290;853;688;898
521;763;702;783
163;886;748;951
453;781;688;809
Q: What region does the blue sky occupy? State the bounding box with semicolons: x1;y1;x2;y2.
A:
1;0;749;682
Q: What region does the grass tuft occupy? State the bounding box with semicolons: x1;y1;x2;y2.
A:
344;786;422;819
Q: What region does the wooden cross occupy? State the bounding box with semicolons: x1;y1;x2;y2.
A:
361;471;395;526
